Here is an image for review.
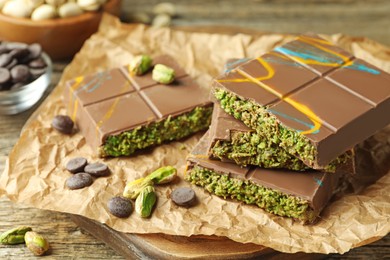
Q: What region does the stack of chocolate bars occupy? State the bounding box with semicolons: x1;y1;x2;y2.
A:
186;33;390;224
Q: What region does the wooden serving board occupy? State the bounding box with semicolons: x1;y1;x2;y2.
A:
70;215;324;259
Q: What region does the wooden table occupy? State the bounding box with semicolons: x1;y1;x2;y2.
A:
1;1;390;258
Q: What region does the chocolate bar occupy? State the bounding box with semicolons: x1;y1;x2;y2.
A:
186;132;343;224
212;33;390;169
64;55;213;157
208;104;357;173
208;104;310;171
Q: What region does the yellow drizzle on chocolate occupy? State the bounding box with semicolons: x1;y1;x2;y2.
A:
215;35;359;135
95;80;132;137
217;56;322;135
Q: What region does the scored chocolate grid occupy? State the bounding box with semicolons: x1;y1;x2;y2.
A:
119;66;188;120
233;52;375;134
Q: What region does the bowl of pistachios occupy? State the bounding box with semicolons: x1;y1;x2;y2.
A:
0;0;121;60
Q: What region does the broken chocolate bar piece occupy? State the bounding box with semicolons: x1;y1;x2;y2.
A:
64;55;213;157
212;33;390;169
209;59;354;173
186;132;343;224
208;104;310;171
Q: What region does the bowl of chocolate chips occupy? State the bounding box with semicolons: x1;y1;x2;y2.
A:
0;41;52;115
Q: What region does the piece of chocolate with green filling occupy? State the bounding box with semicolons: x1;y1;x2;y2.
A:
208;59;354;173
63;55;213;157
212;33;390;169
186;131;344;224
208;104;310;171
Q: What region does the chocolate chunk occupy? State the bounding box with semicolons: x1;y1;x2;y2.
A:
0;68;11;84
30;67;47;78
29;58;46;69
10;65;31;83
171;187;197;207
6;42;28;50
0;54;12;67
66;172;93;190
27;43;42;60
65;157;88;173
107;196;133;218
52;115;74;134
84;162;110;177
5;58;17;70
9;48;29;61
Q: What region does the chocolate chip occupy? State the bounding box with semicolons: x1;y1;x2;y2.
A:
52;115;74;134
66;172;93;190
0;44;8;55
9;48;29;61
5;59;17;70
28;43;42;60
0;68;11;84
0;54;12;67
10;65;31;83
107;196;133;218
65;157;88;173
29;58;46;69
6;42;28;50
84;163;110;177
171;187;197;207
30;67;47;78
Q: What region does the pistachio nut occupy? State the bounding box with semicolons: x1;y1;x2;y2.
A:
31;4;57;20
129;55;153;76
77;0;102;11
58;2;84;18
27;0;45;8
145;166;177;185
135;185;157;218
2;0;33;18
123;177;153;200
152;14;172;28
0;226;32;245
152;64;175;84
24;231;50;256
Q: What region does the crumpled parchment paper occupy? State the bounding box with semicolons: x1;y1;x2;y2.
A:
1;14;389;254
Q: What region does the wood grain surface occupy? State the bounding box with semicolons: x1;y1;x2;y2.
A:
122;0;390;46
1;2;390;258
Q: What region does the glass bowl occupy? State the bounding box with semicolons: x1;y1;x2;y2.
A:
0;52;52;115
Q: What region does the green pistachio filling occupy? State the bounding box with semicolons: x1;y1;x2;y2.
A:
214;88;350;171
211;130;310;171
186;165;317;223
100;106;213;157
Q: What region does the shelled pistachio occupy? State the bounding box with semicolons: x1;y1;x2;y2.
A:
0;226;32;245
135;185;157;218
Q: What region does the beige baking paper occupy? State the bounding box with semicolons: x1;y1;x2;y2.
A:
1;14;389;254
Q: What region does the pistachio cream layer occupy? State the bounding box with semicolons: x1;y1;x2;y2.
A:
100;106;213;157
